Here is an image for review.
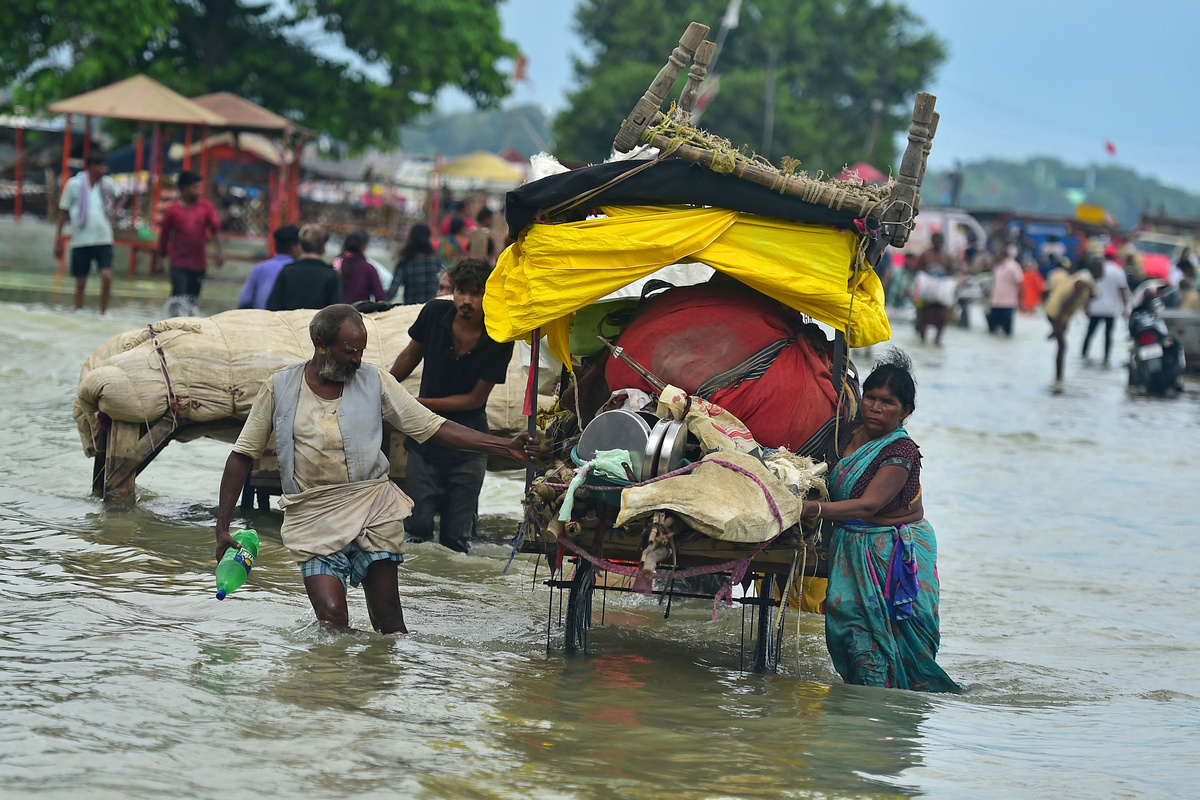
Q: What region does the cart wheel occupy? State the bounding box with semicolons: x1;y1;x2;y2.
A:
564;559;595;654
752;573;777;673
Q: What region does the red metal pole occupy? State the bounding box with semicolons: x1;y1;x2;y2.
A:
131;126;145;228
267;165;281;253
58;114;73;276
82;115;91;160
287;139;302;224
150;122;163;231
199;124;210;197
13;125;24;221
129;126;145;275
277;149;289;226
183;124;193;170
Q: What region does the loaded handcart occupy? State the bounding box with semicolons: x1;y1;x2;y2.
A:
484;22;937;671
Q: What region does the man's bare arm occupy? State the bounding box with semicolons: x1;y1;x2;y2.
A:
215;452;253;561
53;210;69;257
429;421;538;462
390;340;424;381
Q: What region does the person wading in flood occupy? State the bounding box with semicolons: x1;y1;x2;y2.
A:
54;151;125;314
153;171;223;304
389;258;514;553
1044;257;1098;394
214;304;538;633
800;349;958;692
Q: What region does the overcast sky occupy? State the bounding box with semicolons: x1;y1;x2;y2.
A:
473;0;1200;192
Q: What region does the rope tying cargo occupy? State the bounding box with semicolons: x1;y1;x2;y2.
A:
147;324;184;428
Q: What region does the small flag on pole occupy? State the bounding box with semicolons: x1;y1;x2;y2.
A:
513;54;530;83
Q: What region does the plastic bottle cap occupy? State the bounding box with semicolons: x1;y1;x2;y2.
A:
216;590;227;600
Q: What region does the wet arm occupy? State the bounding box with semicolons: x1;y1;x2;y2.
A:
54;209;69;245
802;465;909;522
156;211;173;258
430;420;537;462
215;452;253;558
418;379;495;414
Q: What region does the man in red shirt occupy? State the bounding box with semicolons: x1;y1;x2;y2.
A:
153;171;223;301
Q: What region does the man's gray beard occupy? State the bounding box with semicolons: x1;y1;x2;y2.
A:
318;359;357;383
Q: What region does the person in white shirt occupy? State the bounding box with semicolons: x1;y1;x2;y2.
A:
53;152;124;314
1081;248;1130;364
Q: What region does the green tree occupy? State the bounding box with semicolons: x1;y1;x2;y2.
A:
553;0;944;172
0;0;518;150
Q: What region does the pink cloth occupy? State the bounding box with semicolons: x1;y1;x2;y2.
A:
991;257;1023;308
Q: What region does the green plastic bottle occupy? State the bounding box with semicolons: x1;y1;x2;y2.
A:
215;529;260;600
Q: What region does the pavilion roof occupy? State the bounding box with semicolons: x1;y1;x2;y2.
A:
47;75;226;126
191;92;292;134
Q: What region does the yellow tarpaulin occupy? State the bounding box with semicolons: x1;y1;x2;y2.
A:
484;205;889;366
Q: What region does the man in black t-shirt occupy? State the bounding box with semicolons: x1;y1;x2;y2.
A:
266;224;343;311
389;258;514;552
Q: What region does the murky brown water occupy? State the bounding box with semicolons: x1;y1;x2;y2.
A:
2;279;1198;799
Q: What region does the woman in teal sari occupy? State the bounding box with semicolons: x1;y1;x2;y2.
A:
801;350;958;692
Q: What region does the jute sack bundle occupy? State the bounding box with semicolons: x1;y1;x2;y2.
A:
615;450;801;543
74;306;528;457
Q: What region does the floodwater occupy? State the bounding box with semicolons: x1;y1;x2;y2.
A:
2;278;1199;798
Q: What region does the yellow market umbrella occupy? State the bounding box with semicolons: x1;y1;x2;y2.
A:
440;151;524;183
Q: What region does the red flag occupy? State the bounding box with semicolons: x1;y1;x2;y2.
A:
1104;140;1117;156
513;53;530;83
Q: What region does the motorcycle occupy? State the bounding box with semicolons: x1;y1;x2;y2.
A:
1128;280;1185;396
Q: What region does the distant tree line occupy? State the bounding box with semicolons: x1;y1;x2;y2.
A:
929;157;1200;229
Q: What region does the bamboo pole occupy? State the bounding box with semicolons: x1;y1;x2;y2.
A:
639;130;882;219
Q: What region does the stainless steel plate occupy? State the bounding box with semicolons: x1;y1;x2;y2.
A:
577;409;649;476
642;418;688;480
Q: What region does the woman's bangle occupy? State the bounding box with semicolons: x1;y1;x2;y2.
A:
816;502;822;520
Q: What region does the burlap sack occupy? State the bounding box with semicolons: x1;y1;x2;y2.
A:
615;450;801;543
74;306;528;457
